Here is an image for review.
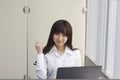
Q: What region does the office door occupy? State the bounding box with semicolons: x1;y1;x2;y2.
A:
0;0;27;79
27;0;86;79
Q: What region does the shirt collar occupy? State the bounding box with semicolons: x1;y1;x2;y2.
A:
49;45;57;53
64;46;73;55
49;45;73;56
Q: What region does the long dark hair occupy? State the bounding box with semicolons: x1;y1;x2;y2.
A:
43;19;76;54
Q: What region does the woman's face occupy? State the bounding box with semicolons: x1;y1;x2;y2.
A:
53;33;68;47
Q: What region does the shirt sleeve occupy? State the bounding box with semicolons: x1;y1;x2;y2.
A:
36;53;47;79
74;50;81;66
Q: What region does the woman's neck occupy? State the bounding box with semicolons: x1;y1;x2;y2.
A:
56;45;65;55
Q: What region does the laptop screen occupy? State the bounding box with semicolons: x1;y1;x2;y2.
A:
56;66;102;79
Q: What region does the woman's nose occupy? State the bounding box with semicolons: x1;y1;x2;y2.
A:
58;35;63;40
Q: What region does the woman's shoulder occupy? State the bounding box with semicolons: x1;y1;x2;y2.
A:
72;49;81;55
66;46;80;53
70;49;81;59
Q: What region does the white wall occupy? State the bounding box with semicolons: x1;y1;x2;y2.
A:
105;0;117;78
86;0;120;79
86;0;107;66
86;0;98;64
114;1;120;77
106;0;120;79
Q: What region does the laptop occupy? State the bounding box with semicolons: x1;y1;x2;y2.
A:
56;66;102;79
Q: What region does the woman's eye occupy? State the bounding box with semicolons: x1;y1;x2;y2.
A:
55;33;59;35
63;34;66;37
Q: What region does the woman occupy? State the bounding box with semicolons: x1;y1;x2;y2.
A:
35;19;81;79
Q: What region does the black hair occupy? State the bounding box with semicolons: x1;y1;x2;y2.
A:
43;19;76;54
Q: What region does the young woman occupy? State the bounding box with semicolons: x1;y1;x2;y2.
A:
35;19;81;79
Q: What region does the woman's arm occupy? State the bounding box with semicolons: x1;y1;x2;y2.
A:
36;54;47;79
35;42;47;79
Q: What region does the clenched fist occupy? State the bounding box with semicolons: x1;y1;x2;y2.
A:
35;42;43;54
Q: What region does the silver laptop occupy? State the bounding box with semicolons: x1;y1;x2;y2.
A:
56;66;102;79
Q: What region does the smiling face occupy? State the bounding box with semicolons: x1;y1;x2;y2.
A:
43;20;73;54
53;33;68;48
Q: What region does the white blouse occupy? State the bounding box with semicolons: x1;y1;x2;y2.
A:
36;46;81;79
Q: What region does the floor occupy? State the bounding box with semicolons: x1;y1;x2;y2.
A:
85;56;109;79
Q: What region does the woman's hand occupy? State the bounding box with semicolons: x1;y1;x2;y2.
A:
35;42;43;54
